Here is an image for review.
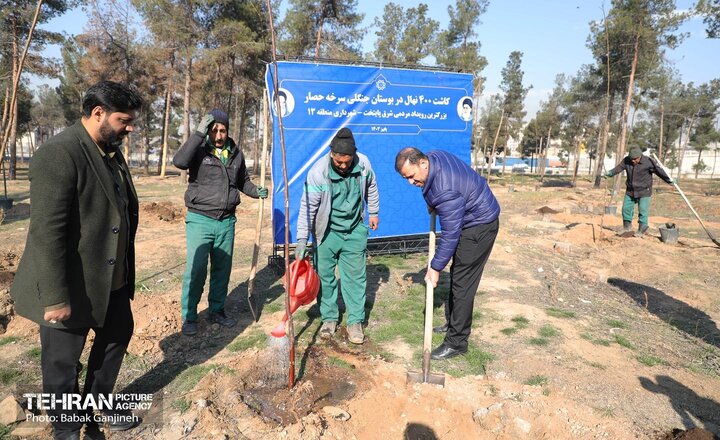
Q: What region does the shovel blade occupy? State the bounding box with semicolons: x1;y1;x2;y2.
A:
247;291;259;322
406;370;446;387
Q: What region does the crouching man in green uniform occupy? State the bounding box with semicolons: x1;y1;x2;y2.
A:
295;128;380;344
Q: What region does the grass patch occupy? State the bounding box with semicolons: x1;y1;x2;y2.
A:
327;356;354;370
606;319;629;329
589;362;606;370
227;331;268;353
0;367;22;385
614;335;635;350
472;310;484;322
529;337;550;346
538;324;561;338
580;332;593;341
594;406;616;418
172;398;191;413
367;293;425;346
637;355;666;367
524;375;548;386
170;364;218;395
0;423;11;440
592;339;612;346
0;336;20;346
545;307;576;319
501;315;531;336
368;254;411;269
542;388;551;396
511;316;530;328
25;346;42;361
263;301;284;314
430;343;493;378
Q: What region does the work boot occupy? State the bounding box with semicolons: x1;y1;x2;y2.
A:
623;220;632;232
181;321;198;336
319;321;337;339
208;310;236;327
637;223;649;236
347;323;364;344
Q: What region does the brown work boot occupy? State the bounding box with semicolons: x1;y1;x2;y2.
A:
319;321;337;339
347;323;364;344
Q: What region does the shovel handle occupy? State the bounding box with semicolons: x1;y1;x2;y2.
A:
651;153;720;247
423;212;436;355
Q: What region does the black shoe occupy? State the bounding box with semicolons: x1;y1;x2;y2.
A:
622;220;632;232
208;310;236;327
53;431;81;440
102;412;141;432
432;323;448;334
430;343;467;360
181;320;198;336
83;424;106;440
637;223;649;236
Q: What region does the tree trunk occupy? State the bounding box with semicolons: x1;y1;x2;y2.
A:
486;112;504;178
711;149;717;179
594;4;612;190
540;126;551;182
160;82;172;178
695;149;703;179
315;16;325;61
1;86;8;137
28;123;35;156
480;135;488;177
159;53;175;178
658;100;665;161
9;99;17;180
123;136;130;168
0;0;44;171
571;132;584;187
612;31;640;198
676;116;697;184
143;113;151;175
180;56;192;183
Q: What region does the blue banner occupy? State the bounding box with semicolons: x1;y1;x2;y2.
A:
266;61;474;245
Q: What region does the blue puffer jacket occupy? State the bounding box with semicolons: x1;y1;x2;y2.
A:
423;150;500;271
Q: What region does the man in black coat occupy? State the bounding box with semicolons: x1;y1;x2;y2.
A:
172;109;267;336
605;146;674;235
11;81;144;439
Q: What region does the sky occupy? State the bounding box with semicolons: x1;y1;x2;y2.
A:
35;0;719;119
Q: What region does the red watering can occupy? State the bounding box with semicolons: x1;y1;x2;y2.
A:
270;257;320;337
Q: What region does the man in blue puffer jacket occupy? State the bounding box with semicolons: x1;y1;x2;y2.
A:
395;147;500;360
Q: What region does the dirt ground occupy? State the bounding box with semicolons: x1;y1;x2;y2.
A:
1;172;719;440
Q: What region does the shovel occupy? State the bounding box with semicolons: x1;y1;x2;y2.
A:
246;95;270;321
651;153;720;248
407;211;446;387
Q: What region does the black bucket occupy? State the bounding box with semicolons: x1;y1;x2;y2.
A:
659;223;679;244
604;205;617;215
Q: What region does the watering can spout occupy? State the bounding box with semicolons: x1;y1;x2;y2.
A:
270;257;320;338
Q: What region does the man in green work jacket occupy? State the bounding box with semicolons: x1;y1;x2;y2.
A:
295;127;380;344
11;81;144;439
173;109;268;336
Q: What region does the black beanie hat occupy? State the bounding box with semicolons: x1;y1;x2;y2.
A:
210;108;230;130
330;127;356;155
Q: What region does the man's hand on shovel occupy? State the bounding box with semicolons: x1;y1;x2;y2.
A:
425;268;439;288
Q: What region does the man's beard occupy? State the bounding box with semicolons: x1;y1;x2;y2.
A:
99;119;126;148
